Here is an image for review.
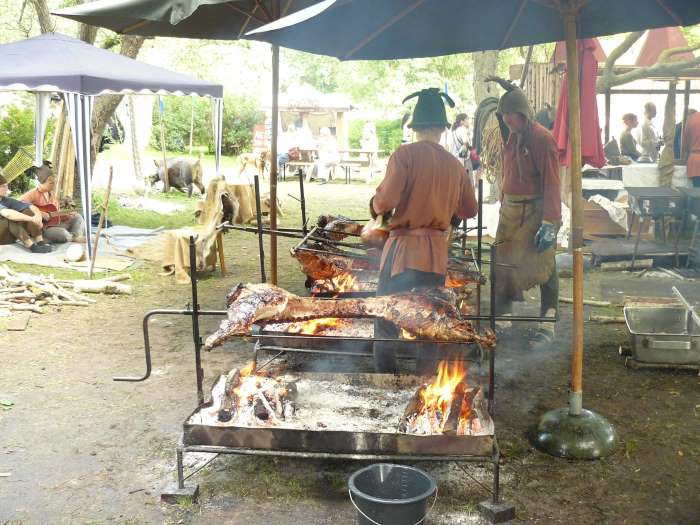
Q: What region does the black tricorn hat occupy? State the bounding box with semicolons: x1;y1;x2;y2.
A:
403;88;455;130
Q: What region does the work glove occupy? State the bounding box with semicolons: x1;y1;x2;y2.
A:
534;222;556;252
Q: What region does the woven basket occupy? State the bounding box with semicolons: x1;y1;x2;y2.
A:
2;147;34;182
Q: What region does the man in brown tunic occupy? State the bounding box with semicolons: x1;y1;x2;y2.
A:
487;77;561;348
371;88;478;374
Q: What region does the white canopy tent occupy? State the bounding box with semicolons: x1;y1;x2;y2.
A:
0;33;224;260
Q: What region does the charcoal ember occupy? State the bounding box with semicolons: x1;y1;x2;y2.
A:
254;398;269;420
217;409;233;422
368;408;380;419
316;421;327;429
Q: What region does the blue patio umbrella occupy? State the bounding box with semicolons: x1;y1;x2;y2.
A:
246;0;700;466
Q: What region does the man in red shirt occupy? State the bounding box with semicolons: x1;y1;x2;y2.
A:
488;77;561;349
371;88;478;374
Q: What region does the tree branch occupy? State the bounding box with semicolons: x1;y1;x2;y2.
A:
658;43;700;63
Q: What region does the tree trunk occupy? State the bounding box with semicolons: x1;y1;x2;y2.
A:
29;0;53;33
473;51;499;104
89;36;146;173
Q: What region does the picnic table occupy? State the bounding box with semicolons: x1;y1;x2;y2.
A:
283;148;384;183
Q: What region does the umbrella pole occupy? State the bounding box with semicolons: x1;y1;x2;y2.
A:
269;43;279;285
530;10;616;460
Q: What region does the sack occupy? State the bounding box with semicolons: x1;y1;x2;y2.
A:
288;146;301;161
469;147;481;171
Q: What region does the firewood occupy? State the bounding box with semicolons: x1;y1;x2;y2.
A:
218;368;241;422
102;274;132;283
255;389;278;422
9;304;44;314
442;383;467;435
398;384;427;433
73;280;132;295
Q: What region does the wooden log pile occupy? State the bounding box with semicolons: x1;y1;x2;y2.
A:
0;265;132;317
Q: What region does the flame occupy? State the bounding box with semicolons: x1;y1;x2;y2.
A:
401;328;417;340
420;361;467;418
286;317;347;335
240;361;255;377
445;274;469;288
311;272;359;296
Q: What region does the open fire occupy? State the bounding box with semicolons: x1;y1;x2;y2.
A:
399;361;481;436
214;362;297;425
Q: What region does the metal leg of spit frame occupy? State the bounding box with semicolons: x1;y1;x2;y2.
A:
189;236;205;406
476;439;515;523
299;169;308;235
161;439;200;504
254;174;267;283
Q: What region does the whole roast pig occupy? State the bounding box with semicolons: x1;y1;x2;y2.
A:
149;158;205;197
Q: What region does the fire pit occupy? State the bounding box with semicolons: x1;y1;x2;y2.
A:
185;362;493;456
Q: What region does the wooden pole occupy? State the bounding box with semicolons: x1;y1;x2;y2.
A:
681;80;691;159
189;96;195;157
520;45;534;88
268;0;281;285
158;96;170;192
564;13;584;417
89;166;114;279
270;47;280;285
604;90;611;144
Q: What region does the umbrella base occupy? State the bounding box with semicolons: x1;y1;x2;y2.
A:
530;407;616;459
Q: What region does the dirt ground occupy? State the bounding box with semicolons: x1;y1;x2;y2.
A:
1;182;699;524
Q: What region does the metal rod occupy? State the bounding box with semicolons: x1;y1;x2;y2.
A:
492;442;501;504
113;308;226;382
254;174;267;283
270;41;280;285
477;177;483;268
292;225;319;252
488;243;496;415
299;167;308;235
189;236;204;406
176;447;185;490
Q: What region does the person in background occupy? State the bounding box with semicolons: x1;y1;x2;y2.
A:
360;121;380;183
675;109;697;160
371;88;478;374
619;113;641;161
486;76;561;350
276;124;297;173
20;163;86;244
310;127;339;184
442;113;472;172
638;102;661;162
683;108;700;188
0;173;52;253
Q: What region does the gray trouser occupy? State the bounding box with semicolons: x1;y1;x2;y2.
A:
44;214;85;243
373;243;445;375
0;208;42;244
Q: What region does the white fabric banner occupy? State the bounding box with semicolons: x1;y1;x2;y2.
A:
64;92;95;259
34;92;51;167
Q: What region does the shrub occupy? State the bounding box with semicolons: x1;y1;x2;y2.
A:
150;97;212;153
348;119;364;149
0;104;56;193
375;118;402;155
218;94;265;156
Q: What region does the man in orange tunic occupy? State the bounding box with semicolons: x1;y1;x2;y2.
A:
371;88;478;374
488;77;561;349
683;109;700;187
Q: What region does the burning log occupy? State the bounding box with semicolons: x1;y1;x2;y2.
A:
398;384;427;433
254;398;269;420
218;368;241;422
442;383;467;435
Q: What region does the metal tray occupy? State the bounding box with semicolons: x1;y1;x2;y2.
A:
624;306;700;366
183;373;494;457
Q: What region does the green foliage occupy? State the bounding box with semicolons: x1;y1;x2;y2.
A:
219;94;265;156
150;96;212;153
348;119;364;149
0;103;55;193
376;118;403;154
150;94;264;157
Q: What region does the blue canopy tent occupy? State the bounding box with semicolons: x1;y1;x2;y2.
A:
0;32;224;260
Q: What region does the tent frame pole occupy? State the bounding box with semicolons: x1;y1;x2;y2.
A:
269;0;281;285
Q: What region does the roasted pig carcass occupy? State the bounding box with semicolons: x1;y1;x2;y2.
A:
292;249;378;281
204;283;494;349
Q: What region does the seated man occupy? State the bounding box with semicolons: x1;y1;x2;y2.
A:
20;163;86;244
619;113;641;161
0;173;52;253
310;127;339;184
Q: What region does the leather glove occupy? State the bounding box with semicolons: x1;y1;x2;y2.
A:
369;196;378;219
534;222;556;252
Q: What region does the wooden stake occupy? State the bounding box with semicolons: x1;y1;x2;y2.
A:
564;13;584;416
89;167;113;279
158;96;170;193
